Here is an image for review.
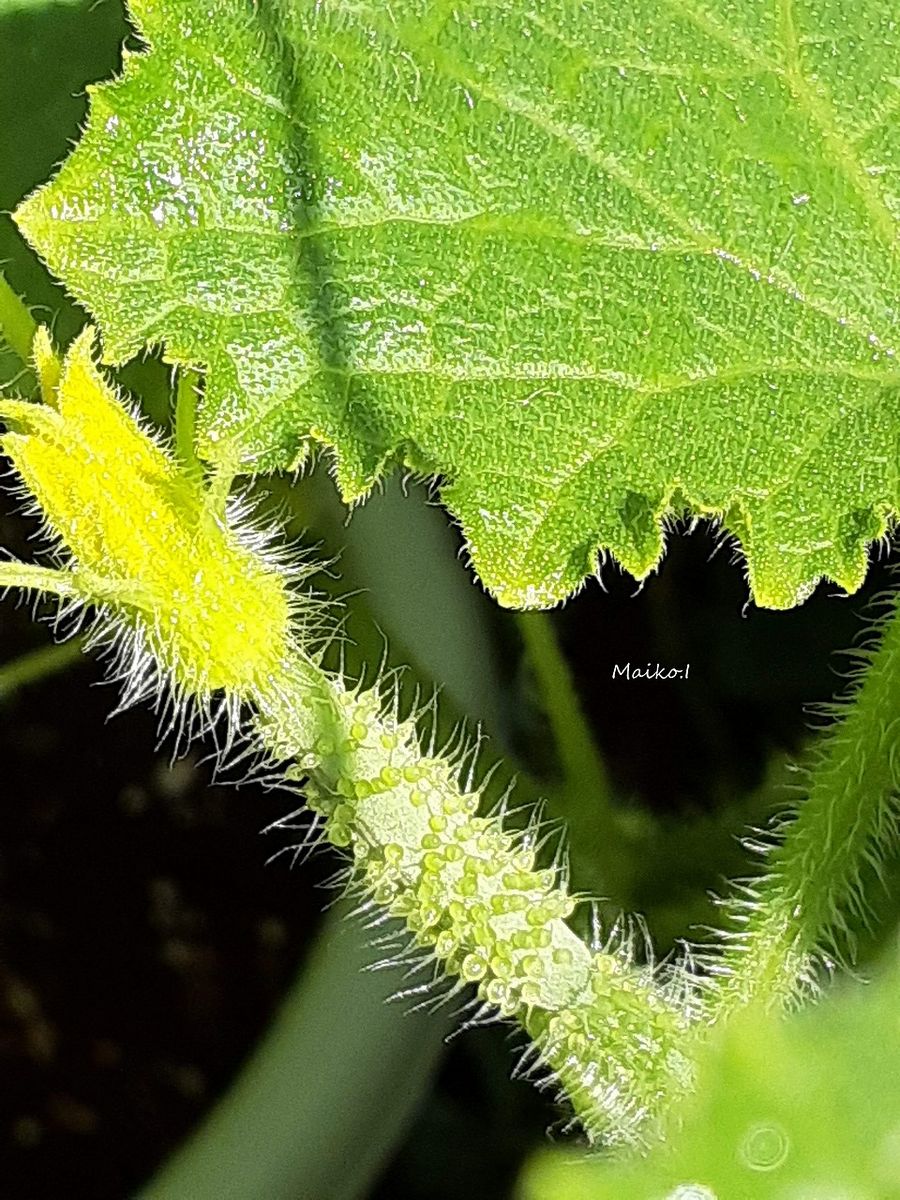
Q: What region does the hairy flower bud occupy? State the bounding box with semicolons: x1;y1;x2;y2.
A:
0;328;291;698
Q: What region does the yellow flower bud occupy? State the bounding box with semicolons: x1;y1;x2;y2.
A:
0;328;291;699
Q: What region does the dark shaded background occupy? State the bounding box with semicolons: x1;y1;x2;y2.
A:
1;4;898;1198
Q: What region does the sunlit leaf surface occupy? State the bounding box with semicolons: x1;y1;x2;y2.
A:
17;0;900;607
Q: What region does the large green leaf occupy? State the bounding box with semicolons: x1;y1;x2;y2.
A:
15;0;899;608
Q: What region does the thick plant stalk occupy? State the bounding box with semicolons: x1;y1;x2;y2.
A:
0;328;693;1145
138;905;450;1200
710;587;900;1011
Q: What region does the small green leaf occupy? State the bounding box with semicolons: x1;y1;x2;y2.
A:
16;0;900;608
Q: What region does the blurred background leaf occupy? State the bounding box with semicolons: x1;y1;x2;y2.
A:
521;946;900;1200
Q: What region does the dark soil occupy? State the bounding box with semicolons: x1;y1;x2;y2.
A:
0;599;328;1198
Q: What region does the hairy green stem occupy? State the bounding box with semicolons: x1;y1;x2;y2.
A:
518;611;631;902
250;652;693;1143
0;561;142;608
207;459;239;520
711;587;900;1011
0;273;37;365
0;561;81;598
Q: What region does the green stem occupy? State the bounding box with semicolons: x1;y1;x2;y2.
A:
252;651;691;1145
0;636;85;700
0;561;148;610
711;586;900;1011
174;368;204;483
0;561;81;598
0;273;37;365
137;904;449;1200
518;611;631;902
